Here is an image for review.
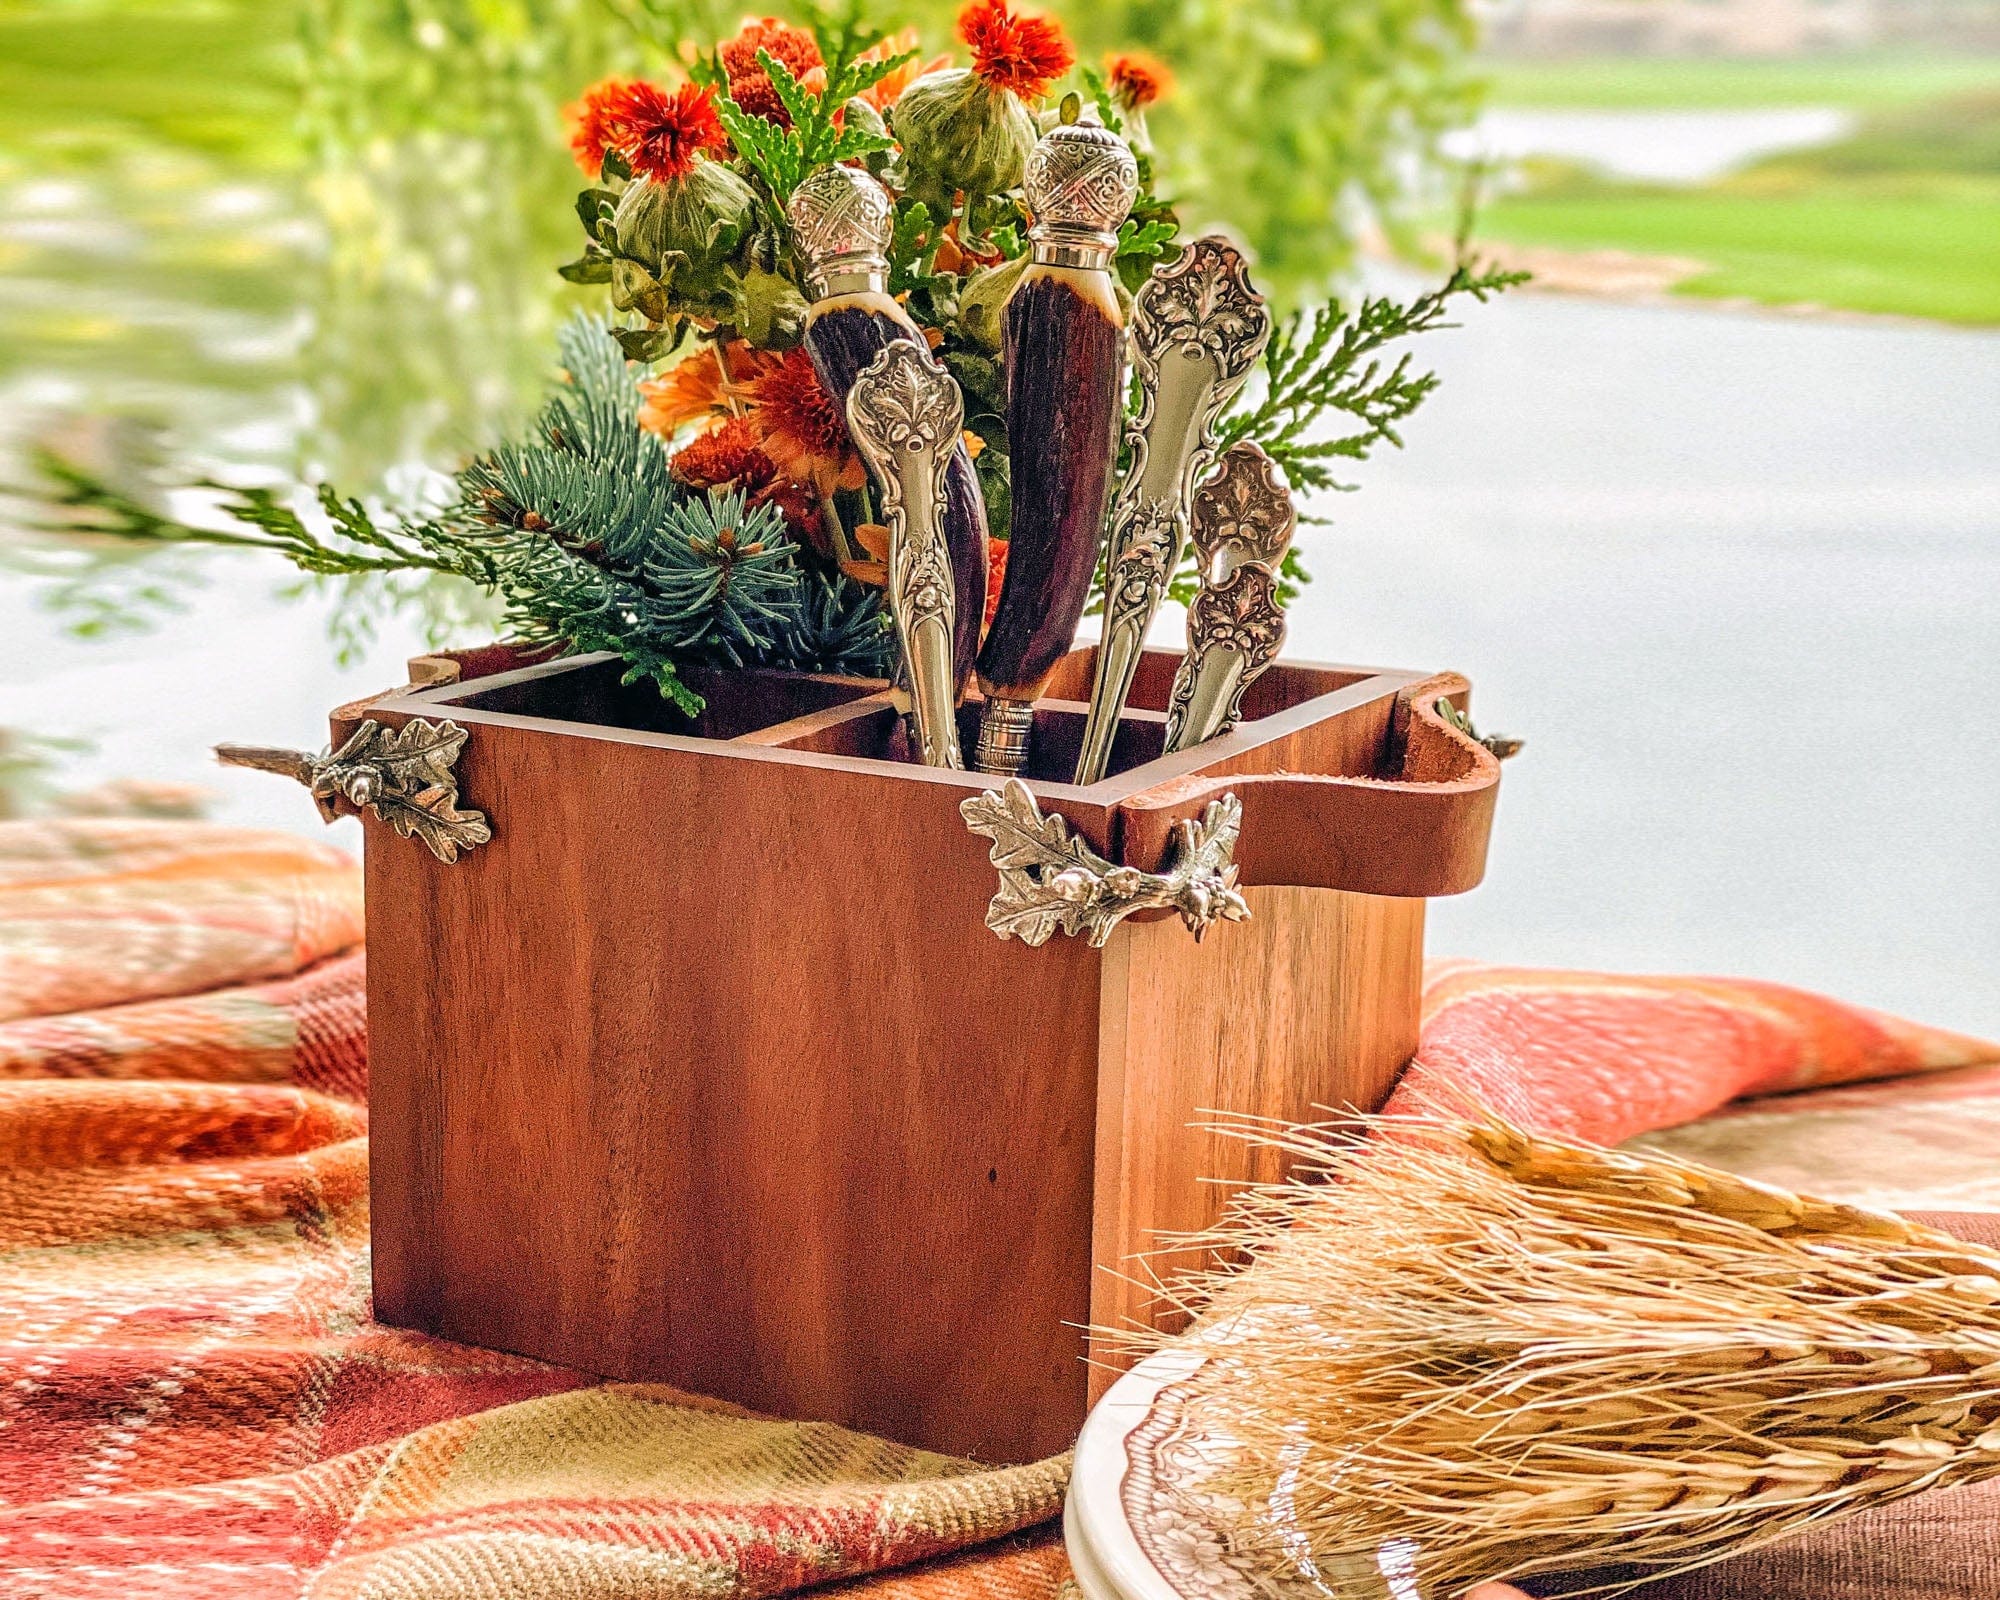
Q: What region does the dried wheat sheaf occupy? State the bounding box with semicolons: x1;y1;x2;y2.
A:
1118;1113;2000;1598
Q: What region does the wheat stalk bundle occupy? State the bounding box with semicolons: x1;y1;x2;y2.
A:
1121;1113;2000;1598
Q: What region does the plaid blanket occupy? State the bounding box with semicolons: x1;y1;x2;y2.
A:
1;818;1994;1599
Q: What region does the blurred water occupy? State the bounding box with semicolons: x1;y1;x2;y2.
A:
1282;285;2000;1039
1447;107;1854;181
6;285;1997;1037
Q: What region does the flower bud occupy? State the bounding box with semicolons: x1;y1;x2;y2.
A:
613;160;757;305
890;67;1039;207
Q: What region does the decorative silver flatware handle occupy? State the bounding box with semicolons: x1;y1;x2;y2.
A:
1165;441;1296;752
847;341;966;770
1187;439;1294;580
1163;563;1286;752
215;717;491;863
960;778;1250;948
1073;236;1270;786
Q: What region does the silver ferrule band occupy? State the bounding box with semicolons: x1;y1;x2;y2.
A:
1030;228;1117;271
973;697;1036;775
808;259;889;299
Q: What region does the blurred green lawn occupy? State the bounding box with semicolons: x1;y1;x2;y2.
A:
1485;51;2000;110
1477;62;2000;325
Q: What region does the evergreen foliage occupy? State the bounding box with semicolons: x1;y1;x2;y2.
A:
1161;259;1528;609
711;46;909;231
26;317;892;714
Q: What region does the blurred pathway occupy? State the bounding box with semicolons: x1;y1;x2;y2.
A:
1281;282;2000;1039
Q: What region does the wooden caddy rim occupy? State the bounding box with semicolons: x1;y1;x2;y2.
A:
354;648;1413;797
338;644;1503;900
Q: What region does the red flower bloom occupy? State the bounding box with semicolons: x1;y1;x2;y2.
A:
670;415;776;492
958;0;1073;101
720;17;826;127
1105;51;1172;111
618;80;728;182
719;16;823;84
565;76;638;175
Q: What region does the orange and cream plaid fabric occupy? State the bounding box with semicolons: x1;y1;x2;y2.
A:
0;818;1994;1599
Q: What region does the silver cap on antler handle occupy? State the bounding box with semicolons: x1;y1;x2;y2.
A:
1023;116;1139;271
1072;237;1269;785
788;164;896;297
847;341;966;769
1164;443;1295;752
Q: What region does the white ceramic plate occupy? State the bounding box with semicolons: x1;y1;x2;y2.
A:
1067;1342;1424;1600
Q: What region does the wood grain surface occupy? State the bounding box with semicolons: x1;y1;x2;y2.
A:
352;645;1494;1460
1089;887;1424;1398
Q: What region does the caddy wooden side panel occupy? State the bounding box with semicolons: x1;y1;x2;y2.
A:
346;645;1500;1461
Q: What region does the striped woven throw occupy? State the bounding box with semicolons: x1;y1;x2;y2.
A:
0;817;1993;1599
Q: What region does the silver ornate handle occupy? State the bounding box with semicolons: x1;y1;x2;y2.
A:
1073;237;1270;786
847;341;965;770
1187;440;1294;582
1164;564;1287;752
960;778;1250;948
215;717;491;863
1165;442;1295;752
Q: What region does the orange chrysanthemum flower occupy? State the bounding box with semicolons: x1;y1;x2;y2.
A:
742;347;865;494
1105;51;1172;111
720;17;825;126
859;29;951;110
619;80;729;182
566;76;638;175
637;342;779;438
670;415;776;491
958;0;1073;101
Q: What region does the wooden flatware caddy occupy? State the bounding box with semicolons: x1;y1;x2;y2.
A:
335;644;1500;1463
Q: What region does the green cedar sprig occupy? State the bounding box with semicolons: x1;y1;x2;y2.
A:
798;0;893;84
1219;261;1526;497
716;47;909;232
1150;261;1523;609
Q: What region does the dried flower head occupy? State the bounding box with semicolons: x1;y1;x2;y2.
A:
742;347;864;494
617;80;728;182
1105;50;1172;111
720;17;826;125
565;76;638;174
958;0;1073;101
